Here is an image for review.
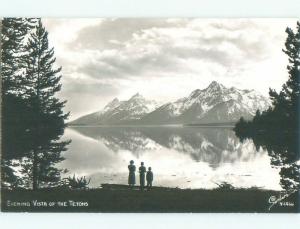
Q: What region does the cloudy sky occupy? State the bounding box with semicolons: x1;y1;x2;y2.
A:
43;18;297;121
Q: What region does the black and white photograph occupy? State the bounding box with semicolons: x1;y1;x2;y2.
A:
1;18;299;213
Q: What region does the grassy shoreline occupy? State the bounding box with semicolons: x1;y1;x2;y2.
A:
1;184;299;213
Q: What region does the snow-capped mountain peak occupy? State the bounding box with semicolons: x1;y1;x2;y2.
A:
205;81;226;95
130;92;144;100
208;80;221;87
71;93;160;125
70;81;271;126
102;98;121;113
140;81;271;124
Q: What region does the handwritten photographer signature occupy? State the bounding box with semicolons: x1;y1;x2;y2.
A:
268;190;296;211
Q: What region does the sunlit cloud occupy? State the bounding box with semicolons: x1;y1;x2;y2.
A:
43;18;297;120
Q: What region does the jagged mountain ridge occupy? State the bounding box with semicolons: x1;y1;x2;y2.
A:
139;81;270;124
70;81;270;125
70;93;159;125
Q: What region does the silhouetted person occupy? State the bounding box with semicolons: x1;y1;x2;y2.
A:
146;167;153;190
139;162;146;190
128;160;136;188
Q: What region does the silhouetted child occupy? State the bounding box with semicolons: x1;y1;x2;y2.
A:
139;162;146;190
146;167;153;190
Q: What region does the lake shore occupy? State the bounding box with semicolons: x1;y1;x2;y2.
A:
2;184;298;213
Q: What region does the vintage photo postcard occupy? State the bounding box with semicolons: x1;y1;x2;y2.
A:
1;18;299;213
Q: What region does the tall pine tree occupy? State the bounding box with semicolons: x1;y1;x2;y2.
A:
20;19;70;190
1;18;35;159
234;21;300;191
2;18;29;95
270;21;300;130
235;21;300;133
1;18;37;188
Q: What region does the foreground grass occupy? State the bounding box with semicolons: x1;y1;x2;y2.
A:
1;184;299;213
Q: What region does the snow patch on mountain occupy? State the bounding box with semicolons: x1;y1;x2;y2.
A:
70;93;160;125
140;81;271;124
70;81;271;125
101;98;121;114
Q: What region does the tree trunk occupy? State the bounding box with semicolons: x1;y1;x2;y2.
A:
32;149;39;190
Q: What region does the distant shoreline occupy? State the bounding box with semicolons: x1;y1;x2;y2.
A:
67;122;236;128
184;122;236;128
68;124;184;128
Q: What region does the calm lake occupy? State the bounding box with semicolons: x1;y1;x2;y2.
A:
59;126;282;190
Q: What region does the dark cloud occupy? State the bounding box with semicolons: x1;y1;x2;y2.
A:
68;19;273;82
44;18;295;119
69;18;187;50
75;39;266;81
76;51;181;80
169;36;269;66
61;80;119;96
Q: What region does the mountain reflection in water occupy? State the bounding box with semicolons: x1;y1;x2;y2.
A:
59;126;281;190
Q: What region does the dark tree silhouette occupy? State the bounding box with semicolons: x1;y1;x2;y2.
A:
1;18;34;95
20;19;70;190
235;21;299;134
1;18;70;190
1;18;37;188
234;21;300;191
268;22;300;132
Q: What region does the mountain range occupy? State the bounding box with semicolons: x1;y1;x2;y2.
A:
69;81;271;126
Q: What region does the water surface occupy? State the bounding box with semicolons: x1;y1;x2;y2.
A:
59;126;281;190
